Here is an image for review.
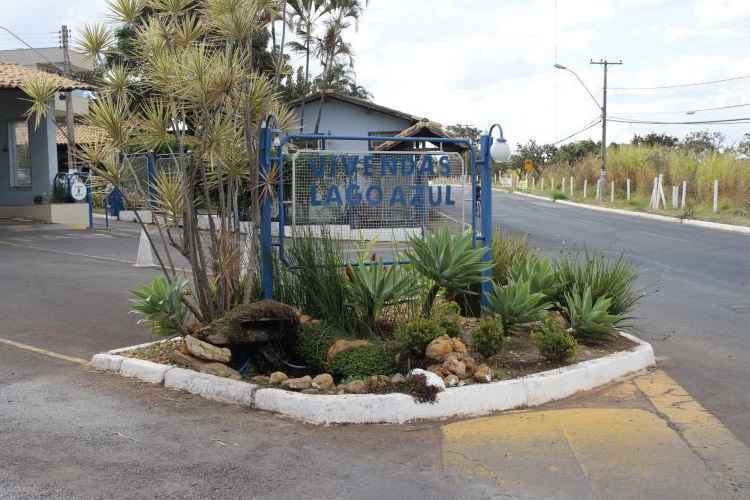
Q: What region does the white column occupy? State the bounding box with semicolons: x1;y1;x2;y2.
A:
626;178;631;201
583;179;588;199
569;176;574;196
713;179;719;213
610;181;615;203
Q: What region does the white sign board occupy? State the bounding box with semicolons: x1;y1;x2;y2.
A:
71;179;88;201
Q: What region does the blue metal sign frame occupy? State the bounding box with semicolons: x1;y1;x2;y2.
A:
258;126;495;308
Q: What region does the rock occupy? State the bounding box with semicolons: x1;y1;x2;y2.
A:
444;374;459;387
184;335;232;363
326;339;372;363
312;373;335;391
443;357;467;378
282;375;312;391
168;350;241;380
425;335;468;362
425;335;454;361
366;375;391;393
427;364;451;378
269;371;288;385
473;364;492;383
342;380;367;394
201;362;242;380
301;388;321;395
203;300;300;345
299;314;314;325
409;368;446;392
251;375;271;384
390;373;407;385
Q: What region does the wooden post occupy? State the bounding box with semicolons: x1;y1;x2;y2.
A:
541;177;545;191
562;176;566;193
596;179;601;201
569;176;574;196
713;179;719;213
626;178;631;201
610;181;615;203
532;176;536;190
551;177;555;192
583;179;588;198
672;186;679;209
681;180;687;210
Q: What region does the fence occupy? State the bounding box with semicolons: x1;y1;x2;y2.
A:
505;173;736;214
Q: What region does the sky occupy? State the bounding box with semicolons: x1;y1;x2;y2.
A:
2;0;750;149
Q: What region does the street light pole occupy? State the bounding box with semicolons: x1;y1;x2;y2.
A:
590;59;622;182
554;60;622;183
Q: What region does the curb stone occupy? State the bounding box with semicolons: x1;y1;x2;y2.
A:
119;358;172;384
91;333;655;425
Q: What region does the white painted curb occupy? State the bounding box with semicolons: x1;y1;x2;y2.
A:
91;333;654;425
120;358;172;384
500;189;750;235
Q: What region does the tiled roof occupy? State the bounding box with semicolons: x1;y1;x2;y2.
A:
55;125;104;145
375;119;470;151
290;91;422;124
0;62;94;91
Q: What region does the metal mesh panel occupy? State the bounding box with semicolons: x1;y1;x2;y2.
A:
120;154;150;209
287;150;467;249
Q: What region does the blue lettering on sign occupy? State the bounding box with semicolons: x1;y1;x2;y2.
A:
325;185;343;206
344;155;359;177
346;183;362;206
306;154;459;208
439;155;451;176
389;185;406;206
366;185;383;207
310;157;324;178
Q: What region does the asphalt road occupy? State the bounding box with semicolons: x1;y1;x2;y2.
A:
489;190;750;446
1;212;749;499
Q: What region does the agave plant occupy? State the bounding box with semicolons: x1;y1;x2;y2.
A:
406;227;492;317
130;276;189;337
507;255;558;299
485;279;551;331
347;259;420;336
563;285;623;344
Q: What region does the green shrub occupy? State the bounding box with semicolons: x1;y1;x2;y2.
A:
551;190;568;201
563;286;623;344
508;255;558;298
394;318;446;356
472;317;505;357
329;343;395;380
346;259;419;335
288;229;351;331
532;317;577;362
485;279;551;330
555;253;644;318
432;300;463;338
492;231;534;286
130;276;189;337
406;227;492;316
296;321;344;372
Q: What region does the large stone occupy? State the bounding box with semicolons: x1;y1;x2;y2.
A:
366;375;391;393
168;350;241;380
312;373;335;391
443;357;467;378
341;380;367;394
326;339;372;363
444;374;459;387
390;373;407;385
425;335;454;361
282;375;312;391
202;300;300;345
269;371;288;385
473;364;492;383
184;335;232;363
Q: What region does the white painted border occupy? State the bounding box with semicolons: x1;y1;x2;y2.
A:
90;332;654;425
500;188;750;235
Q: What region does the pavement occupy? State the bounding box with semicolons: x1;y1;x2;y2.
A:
1;215;749;499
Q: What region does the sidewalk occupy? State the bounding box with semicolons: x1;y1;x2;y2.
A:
442;369;750;499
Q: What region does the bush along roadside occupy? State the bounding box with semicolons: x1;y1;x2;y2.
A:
124;229;645;401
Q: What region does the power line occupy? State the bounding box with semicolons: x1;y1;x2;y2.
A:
551;118;602;145
610;73;750;91
608;116;750;125
611;102;750;116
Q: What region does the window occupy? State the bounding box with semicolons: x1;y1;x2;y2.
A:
8;120;32;188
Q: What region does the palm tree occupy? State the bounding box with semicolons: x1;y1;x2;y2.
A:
286;0;333;131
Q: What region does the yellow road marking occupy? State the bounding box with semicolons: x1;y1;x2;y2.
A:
635;370;750;494
0;337;88;365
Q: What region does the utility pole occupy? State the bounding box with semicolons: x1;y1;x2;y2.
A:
61;25;76;171
590;59;622;182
